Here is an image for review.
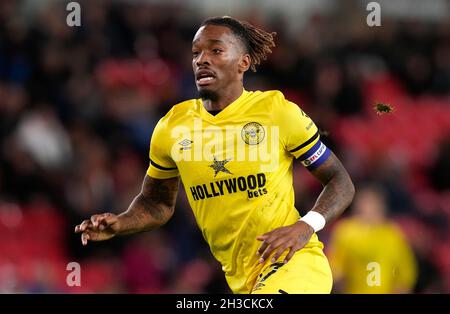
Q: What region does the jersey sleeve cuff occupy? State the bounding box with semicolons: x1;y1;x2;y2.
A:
146;159;179;179
288;130;320;158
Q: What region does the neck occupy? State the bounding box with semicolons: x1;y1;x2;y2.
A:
202;84;244;111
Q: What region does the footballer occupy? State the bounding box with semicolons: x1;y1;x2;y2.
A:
75;16;355;294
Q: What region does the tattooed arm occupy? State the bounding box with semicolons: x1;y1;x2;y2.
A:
308;152;355;223
75;175;180;245
257;152;355;264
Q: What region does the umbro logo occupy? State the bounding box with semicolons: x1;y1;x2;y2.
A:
179;139;193;150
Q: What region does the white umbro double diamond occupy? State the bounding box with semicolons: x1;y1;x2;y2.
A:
179;139;193;150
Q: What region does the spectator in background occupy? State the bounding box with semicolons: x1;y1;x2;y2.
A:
328;184;417;293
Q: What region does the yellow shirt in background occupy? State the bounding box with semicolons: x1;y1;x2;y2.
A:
329;218;417;293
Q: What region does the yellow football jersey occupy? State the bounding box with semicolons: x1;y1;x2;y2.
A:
146;89;331;293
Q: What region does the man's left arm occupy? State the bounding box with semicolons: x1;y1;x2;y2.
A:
307;151;355;224
257;152;355;264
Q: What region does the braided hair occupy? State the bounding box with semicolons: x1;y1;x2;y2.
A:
200;16;276;72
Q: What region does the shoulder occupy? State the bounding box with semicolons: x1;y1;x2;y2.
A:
252;90;309;125
256;90;303;111
245;89;296;114
333;218;360;237
250;89;287;103
158;99;197;126
384;222;407;239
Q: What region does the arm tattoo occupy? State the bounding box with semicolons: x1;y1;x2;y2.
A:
119;176;180;235
143;176;178;210
309;152;355;223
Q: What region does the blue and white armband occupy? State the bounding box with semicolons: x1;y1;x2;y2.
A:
298;140;331;171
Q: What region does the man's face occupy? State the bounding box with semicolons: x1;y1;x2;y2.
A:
192;25;248;99
354;189;386;222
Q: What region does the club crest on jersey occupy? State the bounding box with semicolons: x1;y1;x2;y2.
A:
241;122;265;145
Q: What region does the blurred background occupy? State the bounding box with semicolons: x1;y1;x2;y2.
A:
0;0;449;293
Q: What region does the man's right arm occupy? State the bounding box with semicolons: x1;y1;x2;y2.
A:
75;175;180;245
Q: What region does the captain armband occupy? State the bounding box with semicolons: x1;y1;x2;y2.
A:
298;140;331;171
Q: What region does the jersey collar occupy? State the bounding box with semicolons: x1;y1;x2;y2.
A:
197;89;250;123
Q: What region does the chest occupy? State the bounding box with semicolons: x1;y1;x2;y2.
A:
170;118;285;179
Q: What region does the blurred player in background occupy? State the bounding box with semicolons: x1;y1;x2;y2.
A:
75;16;355;294
328;184;417;293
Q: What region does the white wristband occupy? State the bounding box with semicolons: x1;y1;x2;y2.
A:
299;211;326;232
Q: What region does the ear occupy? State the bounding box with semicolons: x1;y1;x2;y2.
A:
238;53;251;73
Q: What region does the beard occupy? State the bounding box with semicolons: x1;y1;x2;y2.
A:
198;88;219;102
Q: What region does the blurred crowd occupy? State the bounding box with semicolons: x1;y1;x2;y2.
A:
0;0;449;293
